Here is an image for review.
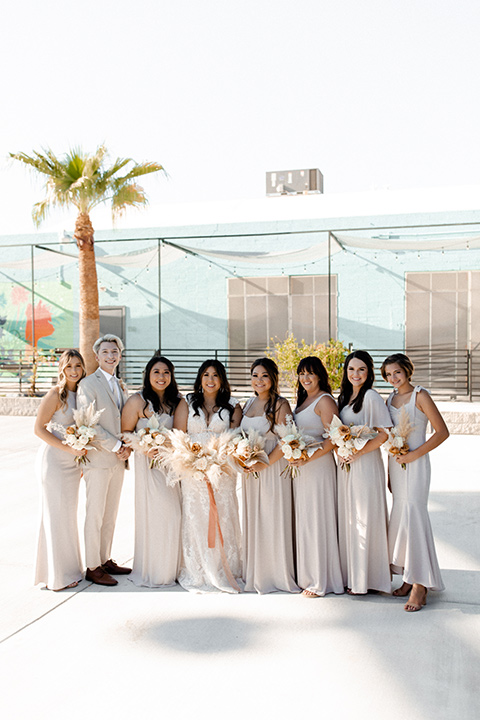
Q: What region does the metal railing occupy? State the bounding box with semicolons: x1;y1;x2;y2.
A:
1;346;480;400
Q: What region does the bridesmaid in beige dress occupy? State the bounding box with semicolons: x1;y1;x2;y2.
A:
34;350;87;591
381;353;448;612
122;356;186;587
291;357;344;597
337;350;392;595
241;357;299;594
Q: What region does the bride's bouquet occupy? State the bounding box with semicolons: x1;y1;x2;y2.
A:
159;429;235;489
228;428;270;478
324;415;378;472
159;429;240;578
383;406;414;470
122;414;171;468
49;401;104;465
275;415;323;480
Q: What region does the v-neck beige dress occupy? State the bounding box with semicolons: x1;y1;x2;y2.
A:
337;389;392;594
129;401;182;588
241;398;299;594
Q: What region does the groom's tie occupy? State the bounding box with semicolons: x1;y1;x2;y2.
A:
110;376;121;409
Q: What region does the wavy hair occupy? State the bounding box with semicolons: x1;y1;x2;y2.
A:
380;353;415;382
189;359;234;422
141;355;180;416
57;349;86;409
295;356;332;409
250;357;282;432
337;350;375;413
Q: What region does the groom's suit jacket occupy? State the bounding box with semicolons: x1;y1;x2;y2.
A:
77;369;129;469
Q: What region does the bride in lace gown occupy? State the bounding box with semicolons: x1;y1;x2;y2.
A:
174;360;243;593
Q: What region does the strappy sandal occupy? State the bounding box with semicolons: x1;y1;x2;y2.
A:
404;586;427;612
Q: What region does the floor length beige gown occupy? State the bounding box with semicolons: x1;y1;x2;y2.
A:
129;408;182;588
293;395;344;596
35;391;83;590
387;386;444;591
337;389;392;594
241;401;299;594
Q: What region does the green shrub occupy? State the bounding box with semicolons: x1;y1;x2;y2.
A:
266;334;348;395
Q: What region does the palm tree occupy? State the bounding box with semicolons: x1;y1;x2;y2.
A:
10;145;164;372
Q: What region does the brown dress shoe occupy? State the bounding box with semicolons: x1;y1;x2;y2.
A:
85;566;118;586
102;559;132;575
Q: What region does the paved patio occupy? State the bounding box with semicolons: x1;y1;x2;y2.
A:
0;416;478;720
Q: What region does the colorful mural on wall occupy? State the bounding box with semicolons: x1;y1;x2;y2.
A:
0;281;74;356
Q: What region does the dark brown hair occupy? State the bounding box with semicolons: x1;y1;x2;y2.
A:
250;357;282;432
189;359;234;422
295;356;332;409
338;350;375;413
380;353;415;382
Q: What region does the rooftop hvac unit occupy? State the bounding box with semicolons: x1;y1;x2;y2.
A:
266;168;323;196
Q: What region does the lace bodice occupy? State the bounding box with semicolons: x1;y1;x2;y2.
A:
187;400;234;440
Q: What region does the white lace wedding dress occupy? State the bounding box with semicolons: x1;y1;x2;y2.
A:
178;401;243;593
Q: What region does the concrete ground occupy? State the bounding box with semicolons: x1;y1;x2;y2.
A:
0;416;479;720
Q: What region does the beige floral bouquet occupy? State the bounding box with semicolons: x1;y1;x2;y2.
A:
324;415;378;472
122;414;171;468
49;401;104;465
275;415;323;480
228;428;270;478
158;428;241;590
158;429;235;489
383;406;414;470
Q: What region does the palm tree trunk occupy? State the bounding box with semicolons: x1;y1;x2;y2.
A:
75;212;100;374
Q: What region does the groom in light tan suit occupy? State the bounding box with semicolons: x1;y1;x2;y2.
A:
77;334;132;586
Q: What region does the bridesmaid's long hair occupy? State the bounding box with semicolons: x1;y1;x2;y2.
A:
141;355;180;416
295;356;332;410
337;350;375;414
57;349;86;409
250;357;281;432
189;359;234;422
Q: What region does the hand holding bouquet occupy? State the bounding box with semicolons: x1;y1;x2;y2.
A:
122;414;171;468
324;415;378;472
275;415;323;480
384;406;414;470
158;429;235;489
228;428;270;478
49;401;104;465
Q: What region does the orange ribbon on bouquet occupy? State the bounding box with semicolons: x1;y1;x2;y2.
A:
205;479;241;593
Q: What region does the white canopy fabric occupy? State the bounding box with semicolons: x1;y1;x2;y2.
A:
2;230;480;272
333;233;480;251
0;238;332;270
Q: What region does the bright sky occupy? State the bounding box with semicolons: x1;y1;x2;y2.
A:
1;0;480;235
